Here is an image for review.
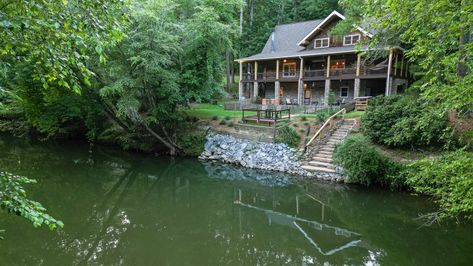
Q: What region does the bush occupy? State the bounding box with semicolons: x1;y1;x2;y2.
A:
211;115;219;121
219;120;226;125
361;95;453;148
333;134;403;187
224;115;231;121
228;121;234;127
275;125;301;148
315;112;329;124
178;132;206;156
405;150;473;222
303;121;310;126
292;123;298;127
300;116;307;121
299;128;305;133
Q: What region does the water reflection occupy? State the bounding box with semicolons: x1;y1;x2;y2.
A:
0;134;471;266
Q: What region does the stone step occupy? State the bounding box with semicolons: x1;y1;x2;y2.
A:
312;156;333;163
320;147;334;152
301;165;336;173
308;161;335;168
316;151;333;156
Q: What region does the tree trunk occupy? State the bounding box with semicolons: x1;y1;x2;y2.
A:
239;0;244;34
225;48;231;92
143;122;182;156
249;0;254;28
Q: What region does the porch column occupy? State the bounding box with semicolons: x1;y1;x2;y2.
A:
254;61;258;81
394;52;399;76
298;57;304;105
253;82;258;100
275;59;280;104
324;79;331;106
354;53;361;98
275;81;280;104
238;61;243;100
326;55;331;78
385;49;394;96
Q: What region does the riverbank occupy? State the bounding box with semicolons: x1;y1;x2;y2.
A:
199;132;345;182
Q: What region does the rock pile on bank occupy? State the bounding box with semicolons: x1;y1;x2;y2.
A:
199;133;343;182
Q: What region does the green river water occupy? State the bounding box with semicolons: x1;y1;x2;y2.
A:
0;134;472;265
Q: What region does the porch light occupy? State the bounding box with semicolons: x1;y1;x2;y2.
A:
283;59;287;63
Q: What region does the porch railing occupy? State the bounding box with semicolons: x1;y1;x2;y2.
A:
257;71;276;80
242;73;254;81
329;67;356;76
281;70;299;78
304;69;326;78
360;65;388;75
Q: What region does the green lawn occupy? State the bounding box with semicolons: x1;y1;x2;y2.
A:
183;102;254;119
344;111;365;119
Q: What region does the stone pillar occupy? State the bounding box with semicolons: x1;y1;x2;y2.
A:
324;79;331;106
355;53;361;99
354;78;360;98
298;57;304;105
275;81;280;105
385;49;394;96
253;81;258;101
238;61;243;100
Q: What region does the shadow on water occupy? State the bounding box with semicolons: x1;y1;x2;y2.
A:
0;133;472;265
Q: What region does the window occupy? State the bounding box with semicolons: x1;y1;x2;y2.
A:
314;37;329;48
282;63;297;77
343;34;360;46
340;87;349;98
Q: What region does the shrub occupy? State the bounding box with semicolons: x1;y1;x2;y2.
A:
315;112;329;124
179;132;206;156
219;120;226;125
303;121;310;126
333;134;403;187
299;128;305;133
275;125;301;148
405;150;473;222
224;115;231;121
228;121;234;127
211;115;219;121
300;116;307;121
292;123;298;127
361;95;453;148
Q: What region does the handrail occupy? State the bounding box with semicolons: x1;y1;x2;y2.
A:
305;108;346;148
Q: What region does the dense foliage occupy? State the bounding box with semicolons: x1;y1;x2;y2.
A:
361;96;454;148
333;134;403;188
0;171;63;231
339;0;473;113
405;150;473;222
275;124;300;148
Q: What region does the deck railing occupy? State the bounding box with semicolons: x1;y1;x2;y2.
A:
304;108;346;153
256;71;276;80
304;69;326;78
360;65;388;75
329;67;356;76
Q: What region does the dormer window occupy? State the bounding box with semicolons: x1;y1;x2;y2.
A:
343;34;360;46
314;37;329;49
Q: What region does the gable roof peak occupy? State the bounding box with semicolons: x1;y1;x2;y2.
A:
297;10;372;46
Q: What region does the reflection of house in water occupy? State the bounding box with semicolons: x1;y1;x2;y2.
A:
234;188;363;256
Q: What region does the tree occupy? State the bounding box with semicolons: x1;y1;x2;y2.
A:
0;171;63;236
338;0;473;112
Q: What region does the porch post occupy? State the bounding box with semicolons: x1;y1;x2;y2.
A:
253;82;258;101
298;57;304;105
275;59;280;104
385;49;394;96
394;52;398;76
354;53;361;99
324;55;331;106
324;80;331;106
238;61;243;100
254;61;258;80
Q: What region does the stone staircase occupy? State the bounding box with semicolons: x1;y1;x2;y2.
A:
301;119;356;174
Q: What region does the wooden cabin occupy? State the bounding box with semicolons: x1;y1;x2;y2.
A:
236;11;411;106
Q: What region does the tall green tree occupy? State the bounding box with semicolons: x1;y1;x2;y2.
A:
338;0;473;112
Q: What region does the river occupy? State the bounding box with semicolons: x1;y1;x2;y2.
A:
0;134;471;265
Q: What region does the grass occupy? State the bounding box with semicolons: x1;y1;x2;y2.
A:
183;101;255;119
344;111;365;119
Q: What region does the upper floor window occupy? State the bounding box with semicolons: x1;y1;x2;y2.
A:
282;62;297;77
340;87;349;98
343;34;360;46
314;38;329;49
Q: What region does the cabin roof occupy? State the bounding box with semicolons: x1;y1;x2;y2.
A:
260;19;323;54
